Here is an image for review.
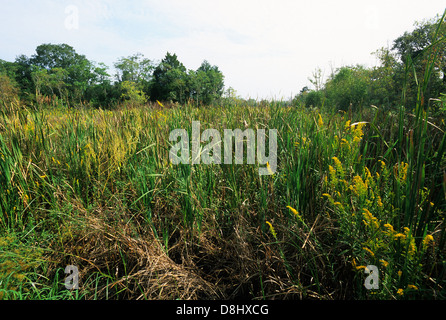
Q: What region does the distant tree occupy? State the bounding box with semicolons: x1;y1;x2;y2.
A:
392;14;446;107
120;80;148;106
150;52;188;103
189;60;224;105
369;47;400;108
114;53;154;84
27;43;98;103
324;65;370;111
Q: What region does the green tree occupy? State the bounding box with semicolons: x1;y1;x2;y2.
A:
28;43;97;103
392;14;446;108
120;80;148;106
189;60;224;105
150;52;188;103
114;53;154;84
369;47;400;108
324;65;370;111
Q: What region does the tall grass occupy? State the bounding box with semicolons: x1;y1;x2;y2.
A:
0;12;445;299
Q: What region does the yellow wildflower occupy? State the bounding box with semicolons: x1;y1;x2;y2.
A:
379;259;389;268
328;165;336;179
397;288;404;296
266;161;274;175
344;120;351;130
378;160;386;169
407;284;418;290
286;206;303;222
395;162;409;182
156;100;165;108
423;234;434;248
363;247;375;257
397;270;402;277
394;233;406;241
317;113;324;127
332;156;343;171
266;221;277;239
362;209;379;229
384;223;394;234
351;122;366;144
351;175;368;197
333;201;343;208
376;196;383;208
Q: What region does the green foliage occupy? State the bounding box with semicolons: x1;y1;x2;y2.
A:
188;60;225;105
120;80;148;106
294;12;445;113
150;52;189;103
0;73;19;113
324;65;370;111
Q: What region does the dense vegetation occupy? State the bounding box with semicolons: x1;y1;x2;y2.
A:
0;12;445;300
0;47;225;108
294;15;446;114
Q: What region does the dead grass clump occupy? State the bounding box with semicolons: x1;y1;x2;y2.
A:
56;209;221;299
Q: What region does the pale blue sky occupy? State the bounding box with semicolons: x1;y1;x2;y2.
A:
1;0;445;99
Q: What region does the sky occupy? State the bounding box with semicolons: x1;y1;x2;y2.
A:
0;0;445;100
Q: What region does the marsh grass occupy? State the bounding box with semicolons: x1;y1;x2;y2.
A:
1;13;446;298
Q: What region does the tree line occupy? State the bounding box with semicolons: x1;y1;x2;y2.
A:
294;13;446;113
0;45;225;108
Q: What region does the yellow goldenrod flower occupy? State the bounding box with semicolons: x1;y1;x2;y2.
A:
384;223;394;233
394;233;406;241
317;113;324;127
351;258;357;269
328;165;336;179
352;175;367;197
286;206;298;215
379;259;389;268
266;161;274;175
423;234;434;248
286;206;303;222
344;120;351;130
332;156;342;171
376;196;383;208
395;162;409;182
363;247;375;257
351;122;366;144
397;288;404;296
378;160;386;169
266;221;277;239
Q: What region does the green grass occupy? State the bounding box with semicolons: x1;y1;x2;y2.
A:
1;12;445;298
0;96;445;299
